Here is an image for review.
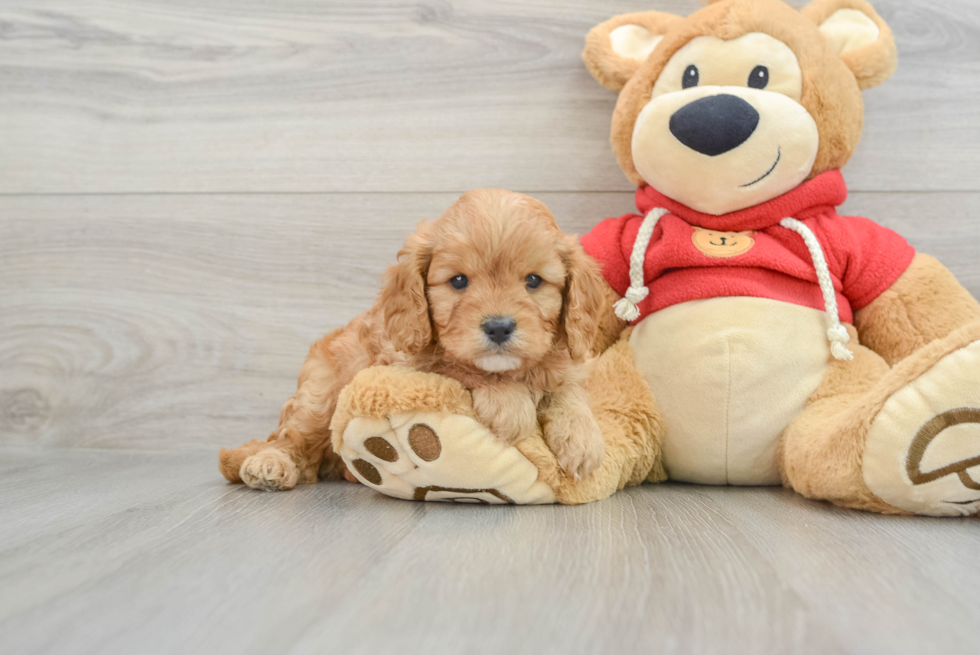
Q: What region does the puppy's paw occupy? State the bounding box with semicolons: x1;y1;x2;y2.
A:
240;449;300;491
472;385;537;446
489;412;536;446
544;409;605;480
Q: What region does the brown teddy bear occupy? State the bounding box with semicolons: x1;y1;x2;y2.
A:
265;0;980;516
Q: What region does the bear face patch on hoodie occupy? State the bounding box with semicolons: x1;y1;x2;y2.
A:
581;170;915;326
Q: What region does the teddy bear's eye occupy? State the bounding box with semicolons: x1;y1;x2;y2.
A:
450;274;468;290
748;65;769;89
682;64;700;89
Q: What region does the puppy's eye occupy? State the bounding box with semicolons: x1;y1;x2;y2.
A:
449;274;468;290
748;65;769;89
682;65;699;89
525;274;543;289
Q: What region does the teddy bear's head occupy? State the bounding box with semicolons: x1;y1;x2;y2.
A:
583;0;897;215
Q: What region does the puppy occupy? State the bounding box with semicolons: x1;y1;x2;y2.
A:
219;189;609;490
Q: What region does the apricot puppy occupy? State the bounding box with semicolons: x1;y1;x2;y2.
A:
219;189;609;489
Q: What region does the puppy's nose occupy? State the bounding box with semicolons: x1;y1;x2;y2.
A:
669;94;759;156
482;316;516;345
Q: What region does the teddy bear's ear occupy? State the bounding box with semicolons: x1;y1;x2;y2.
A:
583;11;684;91
802;0;898;90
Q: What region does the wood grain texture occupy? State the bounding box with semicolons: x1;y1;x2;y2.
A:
0;0;978;194
0;449;976;655
0;192;630;450
4;191;980;451
1;3;978;652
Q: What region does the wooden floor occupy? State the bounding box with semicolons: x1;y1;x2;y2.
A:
0;448;976;655
2;0;980;653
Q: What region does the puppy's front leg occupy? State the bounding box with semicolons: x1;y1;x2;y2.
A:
221;337;347;491
541;382;604;479
471;383;537;446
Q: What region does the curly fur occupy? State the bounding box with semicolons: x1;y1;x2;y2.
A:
219;189;610;488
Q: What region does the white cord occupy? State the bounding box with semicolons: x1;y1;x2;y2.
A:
611;210;853;360
779;217;854;361
613;207;669;322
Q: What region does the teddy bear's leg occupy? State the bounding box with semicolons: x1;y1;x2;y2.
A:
331;337;665;505
780;322;980;516
330;365;555;504
778;330;894;512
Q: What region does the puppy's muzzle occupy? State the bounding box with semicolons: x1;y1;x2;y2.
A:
482;316;516;345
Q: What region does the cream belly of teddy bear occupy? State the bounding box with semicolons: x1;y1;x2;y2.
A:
629;296;831;485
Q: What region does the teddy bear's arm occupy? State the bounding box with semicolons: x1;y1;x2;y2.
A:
854;253;980;365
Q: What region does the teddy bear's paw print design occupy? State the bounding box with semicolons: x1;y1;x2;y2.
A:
338;411;555;504
864;340;980;516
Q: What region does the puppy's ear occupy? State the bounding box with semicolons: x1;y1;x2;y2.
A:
558;236;608;361
802;0;897;90
379;225;433;355
583;11;683;92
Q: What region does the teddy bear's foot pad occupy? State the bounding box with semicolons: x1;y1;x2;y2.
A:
339;411;556;504
864;339;980;516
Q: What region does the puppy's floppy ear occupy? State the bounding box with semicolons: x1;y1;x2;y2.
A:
583;11;684;92
802;0;897;90
379;224;433;355
558;235;608;361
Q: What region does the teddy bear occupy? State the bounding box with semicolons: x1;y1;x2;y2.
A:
318;0;980;516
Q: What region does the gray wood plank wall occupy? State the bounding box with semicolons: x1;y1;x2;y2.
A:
2;0;980;452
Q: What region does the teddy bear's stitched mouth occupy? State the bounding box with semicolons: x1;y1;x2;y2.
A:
739;147;782;188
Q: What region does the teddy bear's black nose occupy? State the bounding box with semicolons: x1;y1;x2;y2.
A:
669;94;760;157
482;316;516;345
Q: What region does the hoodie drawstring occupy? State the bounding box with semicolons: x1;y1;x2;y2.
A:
613;207;668;322
612;209;855;362
778;217;854;361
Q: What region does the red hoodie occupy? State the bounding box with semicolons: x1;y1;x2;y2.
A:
580;171;915;325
